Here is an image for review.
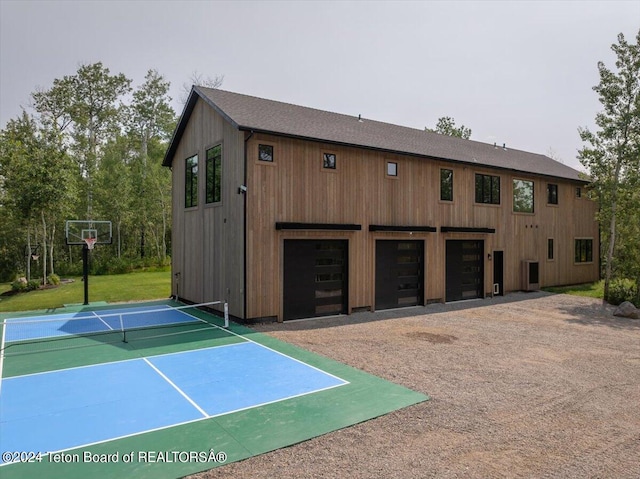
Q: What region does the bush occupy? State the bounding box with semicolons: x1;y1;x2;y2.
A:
12;277;42;292
48;273;61;286
11;277;27;291
606;278;639;307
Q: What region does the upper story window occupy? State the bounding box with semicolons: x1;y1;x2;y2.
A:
576;187;582;198
387;161;398;177
547;184;558;205
513;179;534;213
206;144;222;204
258;144;274;162
440;169;453;201
185;154;198;208
475;173;500;204
323;153;336;169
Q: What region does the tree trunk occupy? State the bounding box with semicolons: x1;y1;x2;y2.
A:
117;219;122;258
26;224;32;282
49;222;55;275
604;154;624;304
41;210;48;286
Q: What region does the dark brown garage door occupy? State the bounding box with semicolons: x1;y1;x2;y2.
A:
283;240;348;320
375;240;424;310
446;240;484;302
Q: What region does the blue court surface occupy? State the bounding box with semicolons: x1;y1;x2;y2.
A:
2;305;194;342
0;341;348;465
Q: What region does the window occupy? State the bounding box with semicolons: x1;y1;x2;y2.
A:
440;169;453;201
387;162;398;177
185;154;198;208
323;153;336;169
548;238;554;260
576;187;582;198
547;184;558;205
475;173;500;204
206;145;222;204
258;144;273;162
575;239;593;263
513;179;534;213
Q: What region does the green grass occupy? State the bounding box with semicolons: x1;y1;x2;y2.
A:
0;271;171;312
542;280;604;299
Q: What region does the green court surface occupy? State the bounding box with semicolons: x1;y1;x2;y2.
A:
0;300;428;479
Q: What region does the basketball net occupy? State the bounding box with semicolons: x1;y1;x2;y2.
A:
84;237;97;250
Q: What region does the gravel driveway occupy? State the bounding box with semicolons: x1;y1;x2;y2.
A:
191;292;640;479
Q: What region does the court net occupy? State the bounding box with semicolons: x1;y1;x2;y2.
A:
0;301;229;357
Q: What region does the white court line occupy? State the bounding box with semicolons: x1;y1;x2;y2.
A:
142;357;209;418
174;307;350;386
0;320;7;396
0;375;346;468
0;341;351;468
92;311;114;330
5;305;350;388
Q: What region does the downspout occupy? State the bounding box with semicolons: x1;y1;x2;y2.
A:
243;130;254;320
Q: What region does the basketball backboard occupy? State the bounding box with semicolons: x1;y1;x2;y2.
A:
65;220;112;247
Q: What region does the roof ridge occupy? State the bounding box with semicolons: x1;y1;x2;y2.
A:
198;87;556;159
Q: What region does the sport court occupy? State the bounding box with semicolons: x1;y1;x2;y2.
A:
0;301;427;479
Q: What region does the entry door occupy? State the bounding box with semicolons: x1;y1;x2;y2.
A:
493;251;504;296
283;240;348;320
375;240;424;310
445;240;484;302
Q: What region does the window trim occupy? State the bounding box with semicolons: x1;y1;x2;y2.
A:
386;161;398;178
440;168;454;202
547;238;555;261
257;143;275;164
512;178;535;214
184;153;199;209
322;152;337;170
574;238;594;264
474;173;501;205
205;143;222;205
547;183;558;206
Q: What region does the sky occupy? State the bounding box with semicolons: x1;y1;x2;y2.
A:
1;0;638;172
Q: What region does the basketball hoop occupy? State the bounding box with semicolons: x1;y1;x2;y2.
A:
31;254;40;261
84;237;97;250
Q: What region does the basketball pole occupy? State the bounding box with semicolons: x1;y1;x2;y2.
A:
82;244;89;305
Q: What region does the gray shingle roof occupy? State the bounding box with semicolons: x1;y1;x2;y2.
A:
164;87;586;182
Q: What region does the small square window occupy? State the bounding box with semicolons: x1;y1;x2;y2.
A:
387;162;398;177
258;144;273;162
323;153;336;169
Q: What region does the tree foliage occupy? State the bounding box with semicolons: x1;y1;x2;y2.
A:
426;116;472;139
578;29;640;303
0;62;182;282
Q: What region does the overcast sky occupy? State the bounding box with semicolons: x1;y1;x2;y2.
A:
1;0;638;172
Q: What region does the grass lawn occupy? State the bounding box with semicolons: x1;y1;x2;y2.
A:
0;271;171;313
542;280;604;299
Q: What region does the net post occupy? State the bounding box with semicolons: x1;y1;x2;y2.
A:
119;314;127;343
224;302;229;328
82;244;89;305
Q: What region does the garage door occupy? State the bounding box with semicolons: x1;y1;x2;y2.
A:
375;240;424;310
446;240;484;302
283;240;348;320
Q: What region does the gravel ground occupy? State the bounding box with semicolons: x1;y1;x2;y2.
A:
190;292;640;479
